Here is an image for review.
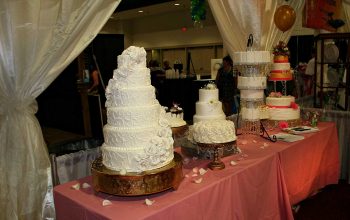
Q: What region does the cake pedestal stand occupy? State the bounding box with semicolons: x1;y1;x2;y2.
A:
91;152;183;196
197;141;236;170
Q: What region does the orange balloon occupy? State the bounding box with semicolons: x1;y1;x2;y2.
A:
274;5;296;32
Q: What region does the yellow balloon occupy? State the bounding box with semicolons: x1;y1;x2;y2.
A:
274;5;296;32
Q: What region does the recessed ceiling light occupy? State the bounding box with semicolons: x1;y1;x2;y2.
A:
138;10;143;13
174;3;180;6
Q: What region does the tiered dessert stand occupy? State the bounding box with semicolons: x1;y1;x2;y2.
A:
234;35;275;141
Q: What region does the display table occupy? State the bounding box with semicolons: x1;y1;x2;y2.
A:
54;122;339;220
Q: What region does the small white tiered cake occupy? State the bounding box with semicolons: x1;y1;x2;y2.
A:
266;92;300;121
193;83;226;123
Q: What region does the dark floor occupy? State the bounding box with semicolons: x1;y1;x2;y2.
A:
294;181;350;220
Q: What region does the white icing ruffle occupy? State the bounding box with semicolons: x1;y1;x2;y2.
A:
190;120;236;144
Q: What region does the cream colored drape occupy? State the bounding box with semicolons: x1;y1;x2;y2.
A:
341;0;350;32
208;0;304;55
0;0;121;219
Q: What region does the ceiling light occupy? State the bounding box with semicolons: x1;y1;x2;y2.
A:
138;10;143;13
174;3;180;6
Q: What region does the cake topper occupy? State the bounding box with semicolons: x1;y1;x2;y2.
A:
202;82;217;90
246;34;254;51
273;41;290;57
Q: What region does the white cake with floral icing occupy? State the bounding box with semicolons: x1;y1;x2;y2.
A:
193;83;226;123
191;120;236;144
102;46;174;172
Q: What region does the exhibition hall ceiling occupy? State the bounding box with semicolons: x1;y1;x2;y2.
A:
111;0;189;20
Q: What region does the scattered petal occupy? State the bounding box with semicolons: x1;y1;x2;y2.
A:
242;154;248;158
120;169;127;175
192;173;198;177
183;158;190;164
252;140;257;143
230;160;238;166
260;146;265;149
241;140;248;145
199;168;207;175
193;178;203;184
71;183;80;190
185;174;190;178
145;199;155;206
192;157;198;161
102;199;112;206
82;183;91;189
192;167;199;173
263;143;269;147
236;147;242;153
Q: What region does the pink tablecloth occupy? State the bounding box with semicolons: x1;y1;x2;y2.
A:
54;122;339;220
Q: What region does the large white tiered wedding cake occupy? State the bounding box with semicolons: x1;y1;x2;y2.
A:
193;83;226;123
102;46;174;173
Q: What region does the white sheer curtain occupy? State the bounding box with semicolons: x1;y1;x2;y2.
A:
208;0;304;55
0;0;121;219
341;0;350;32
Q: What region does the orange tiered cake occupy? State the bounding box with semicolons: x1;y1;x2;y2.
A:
269;41;292;81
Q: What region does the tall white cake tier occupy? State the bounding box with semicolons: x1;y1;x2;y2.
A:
102;46;174;173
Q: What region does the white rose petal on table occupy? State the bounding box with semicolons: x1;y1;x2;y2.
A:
240;140;248;145
145;198;155;206
82;183;91;189
193;178;203;184
192;167;199;173
102;199;112;206
199;168;207;176
71;183;80;190
230;160;238;166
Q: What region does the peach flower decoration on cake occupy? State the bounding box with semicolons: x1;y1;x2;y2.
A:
269;92;283;97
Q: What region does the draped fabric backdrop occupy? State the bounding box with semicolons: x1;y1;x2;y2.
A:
342;0;350;32
0;0;121;219
208;0;304;55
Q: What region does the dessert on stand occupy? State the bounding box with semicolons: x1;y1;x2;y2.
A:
233;35;274;141
268;41;301;127
182;83;238;162
191;120;237;170
91;46;183;196
165;104;188;146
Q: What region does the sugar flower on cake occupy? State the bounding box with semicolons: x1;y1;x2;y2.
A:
269;92;283;97
203;82;217;90
273;41;290;57
136;136;171;169
120;46;146;67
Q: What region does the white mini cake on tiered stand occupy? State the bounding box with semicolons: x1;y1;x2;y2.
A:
182;83;238;160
